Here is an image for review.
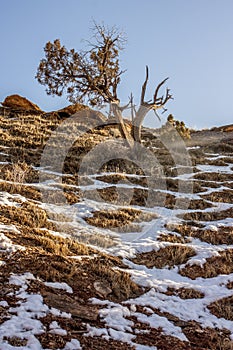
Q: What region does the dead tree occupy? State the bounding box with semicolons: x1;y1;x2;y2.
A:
36;23;172;147
132;65;173;143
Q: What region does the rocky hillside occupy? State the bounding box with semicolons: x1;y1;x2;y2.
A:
0;97;233;350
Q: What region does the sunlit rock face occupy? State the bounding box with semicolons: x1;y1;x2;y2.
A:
1;94;42;111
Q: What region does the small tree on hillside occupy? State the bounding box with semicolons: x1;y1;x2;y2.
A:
36;23;173;146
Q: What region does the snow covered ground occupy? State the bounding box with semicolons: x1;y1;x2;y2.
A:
0;110;233;349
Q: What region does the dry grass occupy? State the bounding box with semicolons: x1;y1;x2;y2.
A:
76;232;118;248
158;233;190;244
5;250;82;288
63;190;80;204
85;207;158;229
3;337;28;347
165;287;204;299
227;281;233;289
0;182;41;200
1;109;233;349
3;226;92;257
0;113;60;166
0;162;40;200
181;207;233;222
168;223;233;245
180;249;233;279
201;189;233;203
0;202;54;229
96;173;148;187
132;245;196;269
165;178;204;194
182;324;233;350
187;198;213;210
0;162;38;183
193;171;233;182
130;305;233;350
84;185;135;205
84;187;176;208
2;248;143;303
208;295;233;321
89;258;143;300
191;226;233;245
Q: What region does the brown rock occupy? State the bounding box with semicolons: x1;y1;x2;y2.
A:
223;125;233;132
1;94;42;111
56;103;107;125
57;103;89;118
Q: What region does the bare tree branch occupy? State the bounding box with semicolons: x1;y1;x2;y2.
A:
140;65;149;105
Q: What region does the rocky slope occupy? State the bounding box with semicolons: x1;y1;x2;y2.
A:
0;103;233;350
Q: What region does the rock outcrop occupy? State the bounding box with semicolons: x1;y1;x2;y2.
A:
1;94;42;111
55;103;107;124
223;125;233;132
56;103;89;118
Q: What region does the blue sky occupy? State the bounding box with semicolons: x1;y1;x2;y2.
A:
1;0;233;129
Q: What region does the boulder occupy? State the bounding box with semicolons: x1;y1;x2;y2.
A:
223;125;233;132
1;94;42;111
56;103;89;118
56;103;107;124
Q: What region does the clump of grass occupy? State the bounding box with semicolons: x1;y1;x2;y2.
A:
227;281;233;289
132;245;196;269
158;233;189;244
180;249;233;279
77;232;118;248
89;257;142;300
96;173;148;187
182;323;233;350
4;247;142;303
85;208;157;229
0;202;54;229
3;337;27;347
193;171;233;182
4;227;92;257
201;189;233;204
208;295;233;321
181;207;233;222
165;287;204;299
168;223;233;245
191;226;233;245
0;182;41;200
1;162;38;183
